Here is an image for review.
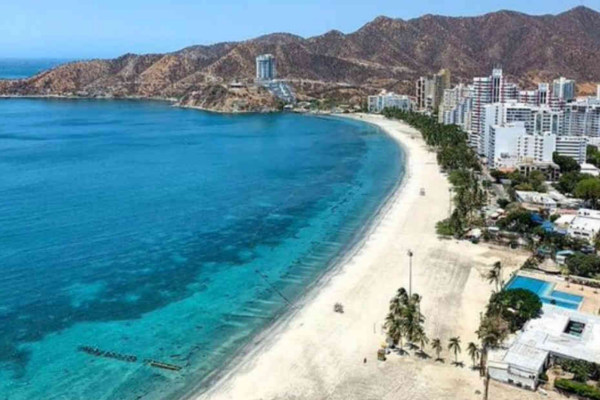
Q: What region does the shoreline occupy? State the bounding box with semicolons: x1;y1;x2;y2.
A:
188;114;427;399
188;114;537;400
175;113;410;399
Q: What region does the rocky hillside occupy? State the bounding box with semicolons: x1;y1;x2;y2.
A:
1;6;599;110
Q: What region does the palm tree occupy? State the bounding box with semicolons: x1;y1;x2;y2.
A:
431;338;442;361
418;330;429;356
467;342;481;369
486;261;502;292
448;337;462;365
384;313;404;350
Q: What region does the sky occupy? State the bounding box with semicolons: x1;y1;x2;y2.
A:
1;0;598;59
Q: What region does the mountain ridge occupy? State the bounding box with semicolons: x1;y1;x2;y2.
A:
1;6;599;112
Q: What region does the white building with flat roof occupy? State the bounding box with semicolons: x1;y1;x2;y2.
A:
368;92;412;113
517;131;556;164
556;136;588;164
568;208;600;242
488;123;526;168
489;305;600;390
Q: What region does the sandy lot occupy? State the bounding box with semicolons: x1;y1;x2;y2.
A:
195;114;556;400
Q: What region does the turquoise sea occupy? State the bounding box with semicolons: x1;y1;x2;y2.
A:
0;81;404;398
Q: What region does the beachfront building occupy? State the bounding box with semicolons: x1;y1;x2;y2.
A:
368;92;412;113
488;306;600;390
415;69;451;112
256;54;276;82
552;77;576;102
567;208;600;243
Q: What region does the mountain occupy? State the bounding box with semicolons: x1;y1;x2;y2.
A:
1;6;599;111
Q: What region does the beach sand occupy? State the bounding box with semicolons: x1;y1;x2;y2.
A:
195;114;557;400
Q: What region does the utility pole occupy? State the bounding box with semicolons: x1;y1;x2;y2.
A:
407;250;414;296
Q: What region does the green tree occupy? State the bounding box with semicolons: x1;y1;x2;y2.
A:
476;314;510;375
467;342;481;369
448;337;462;365
486;261;503;292
487;289;542;332
574;178;600;209
553;152;581;173
565;253;600;278
431;338;443;361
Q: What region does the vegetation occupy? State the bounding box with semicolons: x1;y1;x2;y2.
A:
588;145;600;168
486;261;503;292
431;338;443;361
447;337;462;365
384;288;427;352
565;252;600;278
467;342;480;369
486;289;542;332
496;208;537;234
553;152;581;174
575;178;600;209
555;379;600;400
476;313;510;375
558;359;600;382
383;109;485;238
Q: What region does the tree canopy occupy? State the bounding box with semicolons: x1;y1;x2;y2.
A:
553;152;581;173
565;252;600;278
486;289;542;332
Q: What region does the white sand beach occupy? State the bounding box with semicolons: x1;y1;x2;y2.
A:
195;114;553;400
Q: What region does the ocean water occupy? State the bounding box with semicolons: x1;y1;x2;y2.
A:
0;98;404;399
0;59;71;80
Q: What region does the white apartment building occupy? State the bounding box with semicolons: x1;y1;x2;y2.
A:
556;136;588;164
488;122;526;168
552;77;576;102
563;99;600;137
517;131;556;164
367;92;412;113
256;54;276;81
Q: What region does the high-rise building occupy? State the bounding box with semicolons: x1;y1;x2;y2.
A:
415;69;451;112
556;136;588;164
517;131;556;164
470;68;516;137
256;54;276;81
562;99;600;137
597;84;600;100
488;122;526;168
552;77;576;102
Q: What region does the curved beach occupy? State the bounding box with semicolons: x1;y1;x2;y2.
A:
194;114;543;400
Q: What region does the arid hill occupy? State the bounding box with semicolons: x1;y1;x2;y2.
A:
1;6;599;111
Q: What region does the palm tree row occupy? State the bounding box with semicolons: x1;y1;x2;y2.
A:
383;109;486;237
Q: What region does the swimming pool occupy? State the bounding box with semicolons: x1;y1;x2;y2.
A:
505;276;583;310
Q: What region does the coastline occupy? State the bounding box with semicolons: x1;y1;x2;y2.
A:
173;113;410;399
187;114;434;399
188;114;538;400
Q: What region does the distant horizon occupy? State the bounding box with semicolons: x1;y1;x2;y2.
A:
0;1;598;59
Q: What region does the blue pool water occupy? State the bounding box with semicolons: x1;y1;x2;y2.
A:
0;99;404;399
505;276;583;310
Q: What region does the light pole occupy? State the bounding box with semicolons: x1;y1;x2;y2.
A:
448;187;453;216
407;249;414;296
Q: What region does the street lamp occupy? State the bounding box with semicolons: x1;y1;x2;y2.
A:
407;249;414;296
